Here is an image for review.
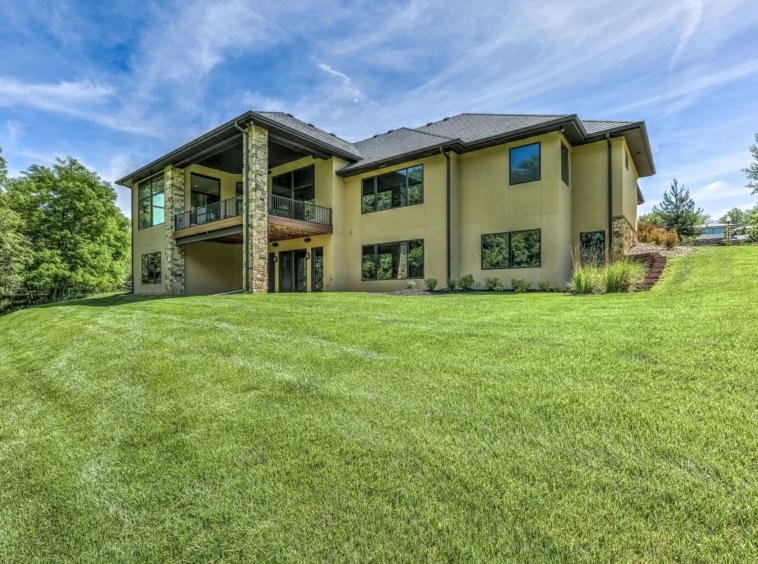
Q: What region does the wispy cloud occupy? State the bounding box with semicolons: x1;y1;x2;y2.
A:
670;0;704;69
315;62;366;103
0;77;113;109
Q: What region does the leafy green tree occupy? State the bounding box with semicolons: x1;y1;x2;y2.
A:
0;149;33;295
719;207;749;226
638;211;666;227
652;179;707;239
5;157;131;300
745;133;758;195
746;205;758;244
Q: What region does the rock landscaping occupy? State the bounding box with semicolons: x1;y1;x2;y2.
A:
627;242;697;258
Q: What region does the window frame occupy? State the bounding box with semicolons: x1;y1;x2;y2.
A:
189;172;221;207
141;251;162;285
561;142;569;185
360;164;424;214
312;247;324;292
509;142;541;185
579;231;606;266
480;229;541;270
361;239;424;281
271;164;315;202
137;173;165;230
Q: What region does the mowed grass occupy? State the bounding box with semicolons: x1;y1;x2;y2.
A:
1;248;757;563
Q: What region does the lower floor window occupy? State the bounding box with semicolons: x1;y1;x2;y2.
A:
312;247;324;292
362;239;424;280
481;229;541;269
141;252;162;284
580;231;605;265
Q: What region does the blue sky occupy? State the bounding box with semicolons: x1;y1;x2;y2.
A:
1;0;757;221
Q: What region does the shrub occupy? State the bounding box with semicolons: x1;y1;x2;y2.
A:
639;221;681;247
511;279;533;293
661;229;680;248
484;277;503;292
446;278;457;291
406;279;416;289
458;274;475;291
603;259;647;293
537;281;550;292
566;264;604;294
424;278;438;291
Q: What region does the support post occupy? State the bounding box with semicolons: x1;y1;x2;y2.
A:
242;124;269;293
164;165;185;294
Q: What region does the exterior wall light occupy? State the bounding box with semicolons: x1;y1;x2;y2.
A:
305;252;311;259
304;237;311;243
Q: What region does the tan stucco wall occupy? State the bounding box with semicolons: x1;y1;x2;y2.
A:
132;171;167;295
185;242;242;295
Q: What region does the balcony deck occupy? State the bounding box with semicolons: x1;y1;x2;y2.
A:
174;194;333;244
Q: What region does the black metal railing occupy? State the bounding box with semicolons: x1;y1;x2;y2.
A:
175;195;243;231
174;193;332;231
269;194;331;226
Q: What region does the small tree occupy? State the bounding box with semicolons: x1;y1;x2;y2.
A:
652;179;707;239
745;133;758;195
638;211;666;227
746;205;758;244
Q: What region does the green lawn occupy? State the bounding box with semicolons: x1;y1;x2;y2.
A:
1;247;757;563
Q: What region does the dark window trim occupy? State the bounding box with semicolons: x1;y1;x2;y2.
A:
625;151;629;170
137;173;165;231
141;251;162;284
361;239;424;281
189;172;221;198
312;247;324;292
272;164;315;200
480;229;541;270
361;164;424;215
509;142;541;186
561;142;570;186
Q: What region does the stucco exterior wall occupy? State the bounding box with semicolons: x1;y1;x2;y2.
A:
132;171;167;295
185;242;242;295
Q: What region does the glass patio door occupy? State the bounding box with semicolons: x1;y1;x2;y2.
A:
278;250;308;292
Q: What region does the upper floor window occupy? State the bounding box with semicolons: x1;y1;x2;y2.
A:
510;143;540;185
481;229;541;269
561;143;569;185
190;173;220;209
362;239;424;280
138;174;164;230
272;165;315;203
361;165;423;214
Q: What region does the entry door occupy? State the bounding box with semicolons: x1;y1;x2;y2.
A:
279;250;308;292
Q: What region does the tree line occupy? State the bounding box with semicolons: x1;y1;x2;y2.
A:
0;148;130;313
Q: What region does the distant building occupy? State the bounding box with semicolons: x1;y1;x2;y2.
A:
694;224;750;246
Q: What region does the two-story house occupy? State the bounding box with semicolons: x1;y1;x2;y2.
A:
116;111;654;294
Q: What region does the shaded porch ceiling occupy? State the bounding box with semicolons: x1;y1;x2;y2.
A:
195;138;310;174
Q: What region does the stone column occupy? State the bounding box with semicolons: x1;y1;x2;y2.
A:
243;124;269;293
164;165;185;294
611;216;638;262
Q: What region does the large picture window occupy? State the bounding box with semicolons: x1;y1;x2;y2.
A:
510;143;541;185
272;165;315;203
580;231;605;266
362;239;424;280
361;165;423;214
137;174;165;229
481;229;541;269
141;252;162;284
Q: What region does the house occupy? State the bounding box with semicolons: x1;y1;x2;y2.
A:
693;224;750;246
116;111;655;294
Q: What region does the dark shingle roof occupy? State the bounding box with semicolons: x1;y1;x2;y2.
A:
414;113;571;143
340;128;455;172
256;112;361;158
581;119;637;135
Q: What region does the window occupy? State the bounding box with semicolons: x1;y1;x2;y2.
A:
510;143;540;185
190;173;220;209
272;165;315;203
481;229;541;269
141;252;161;284
361;239;424;280
312;247;324;292
361;165;423;214
236;182;243;196
137;174;165;229
561;143;569;185
580;231;605;266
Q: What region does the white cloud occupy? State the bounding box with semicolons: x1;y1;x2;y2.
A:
670;0;704;69
315;62;366;103
0;77;112;109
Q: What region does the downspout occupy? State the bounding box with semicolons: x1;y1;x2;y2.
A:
441;148;451;280
606;133;613;263
235;120;250;292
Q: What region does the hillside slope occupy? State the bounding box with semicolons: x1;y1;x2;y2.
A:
1;247;757;562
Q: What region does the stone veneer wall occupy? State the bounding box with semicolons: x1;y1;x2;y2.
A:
612;216;638;261
164;165;185;294
243;124;269;293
